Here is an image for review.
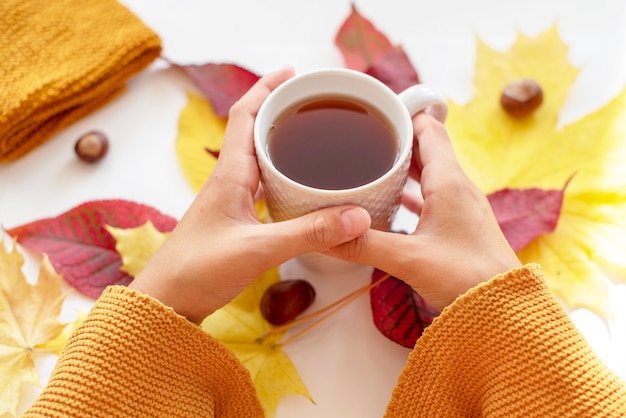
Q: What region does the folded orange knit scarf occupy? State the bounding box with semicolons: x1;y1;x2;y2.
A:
0;0;162;163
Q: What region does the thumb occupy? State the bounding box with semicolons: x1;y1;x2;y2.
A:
328;228;416;277
264;206;371;263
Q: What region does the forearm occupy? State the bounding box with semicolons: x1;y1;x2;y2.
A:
24;286;264;418
387;264;626;417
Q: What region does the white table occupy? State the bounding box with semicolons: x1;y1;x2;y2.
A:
2;1;625;416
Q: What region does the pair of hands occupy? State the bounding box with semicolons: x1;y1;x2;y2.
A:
130;67;521;324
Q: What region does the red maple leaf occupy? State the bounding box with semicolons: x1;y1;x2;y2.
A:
488;178;571;252
334;4;394;72
5;200;177;299
370;179;569;347
365;45;420;94
370;268;439;348
169;61;260;117
335;5;420;93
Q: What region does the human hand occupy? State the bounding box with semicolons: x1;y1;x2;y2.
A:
328;113;521;312
129;67;371;323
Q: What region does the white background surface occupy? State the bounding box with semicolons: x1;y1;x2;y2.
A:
2;1;626;416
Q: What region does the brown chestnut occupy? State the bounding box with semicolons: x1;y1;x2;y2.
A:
75;131;109;162
500;78;543;118
260;279;316;325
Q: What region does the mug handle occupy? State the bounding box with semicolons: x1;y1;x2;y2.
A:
398;84;448;123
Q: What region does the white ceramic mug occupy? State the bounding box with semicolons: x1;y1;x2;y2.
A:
254;68;447;272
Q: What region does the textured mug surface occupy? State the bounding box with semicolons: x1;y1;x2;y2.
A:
254;68;447;272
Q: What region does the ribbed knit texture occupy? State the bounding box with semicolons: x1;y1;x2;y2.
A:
24;286;265;417
385;264;626;417
0;0;162;163
24;265;626;417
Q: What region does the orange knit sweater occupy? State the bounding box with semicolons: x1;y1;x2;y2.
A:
0;0;161;163
24;264;626;417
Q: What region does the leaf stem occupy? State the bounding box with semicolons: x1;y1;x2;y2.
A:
257;273;390;345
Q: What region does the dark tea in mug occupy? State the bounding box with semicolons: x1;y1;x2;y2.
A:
267;95;398;190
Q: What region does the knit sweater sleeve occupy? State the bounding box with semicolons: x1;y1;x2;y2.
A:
23;286;264;418
385;263;626;417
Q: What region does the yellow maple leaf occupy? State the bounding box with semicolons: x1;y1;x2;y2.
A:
105;221;170;277
445;25;626;317
201;268;314;417
0;240;67;417
176;91;227;193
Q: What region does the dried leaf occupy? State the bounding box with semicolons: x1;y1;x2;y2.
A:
5;200;177;299
488;180;569;252
170;61;260;117
335;5;420;94
445;26;626;317
0;240;67;417
202;269;313;417
370;268;438;348
334;4;394;72
365;45;420;94
176;92;227;193
105;221;170;277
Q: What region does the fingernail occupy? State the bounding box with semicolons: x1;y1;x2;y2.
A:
341;208;370;237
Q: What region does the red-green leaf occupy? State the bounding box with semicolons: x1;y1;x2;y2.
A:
334;4;394;72
5;200;177;299
170;61;260;117
487;179;570;252
365;45;420;94
370;268;439;348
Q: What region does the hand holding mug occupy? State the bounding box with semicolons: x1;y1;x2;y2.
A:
129;68;372;323
254;68;448;272
329;113;522;311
